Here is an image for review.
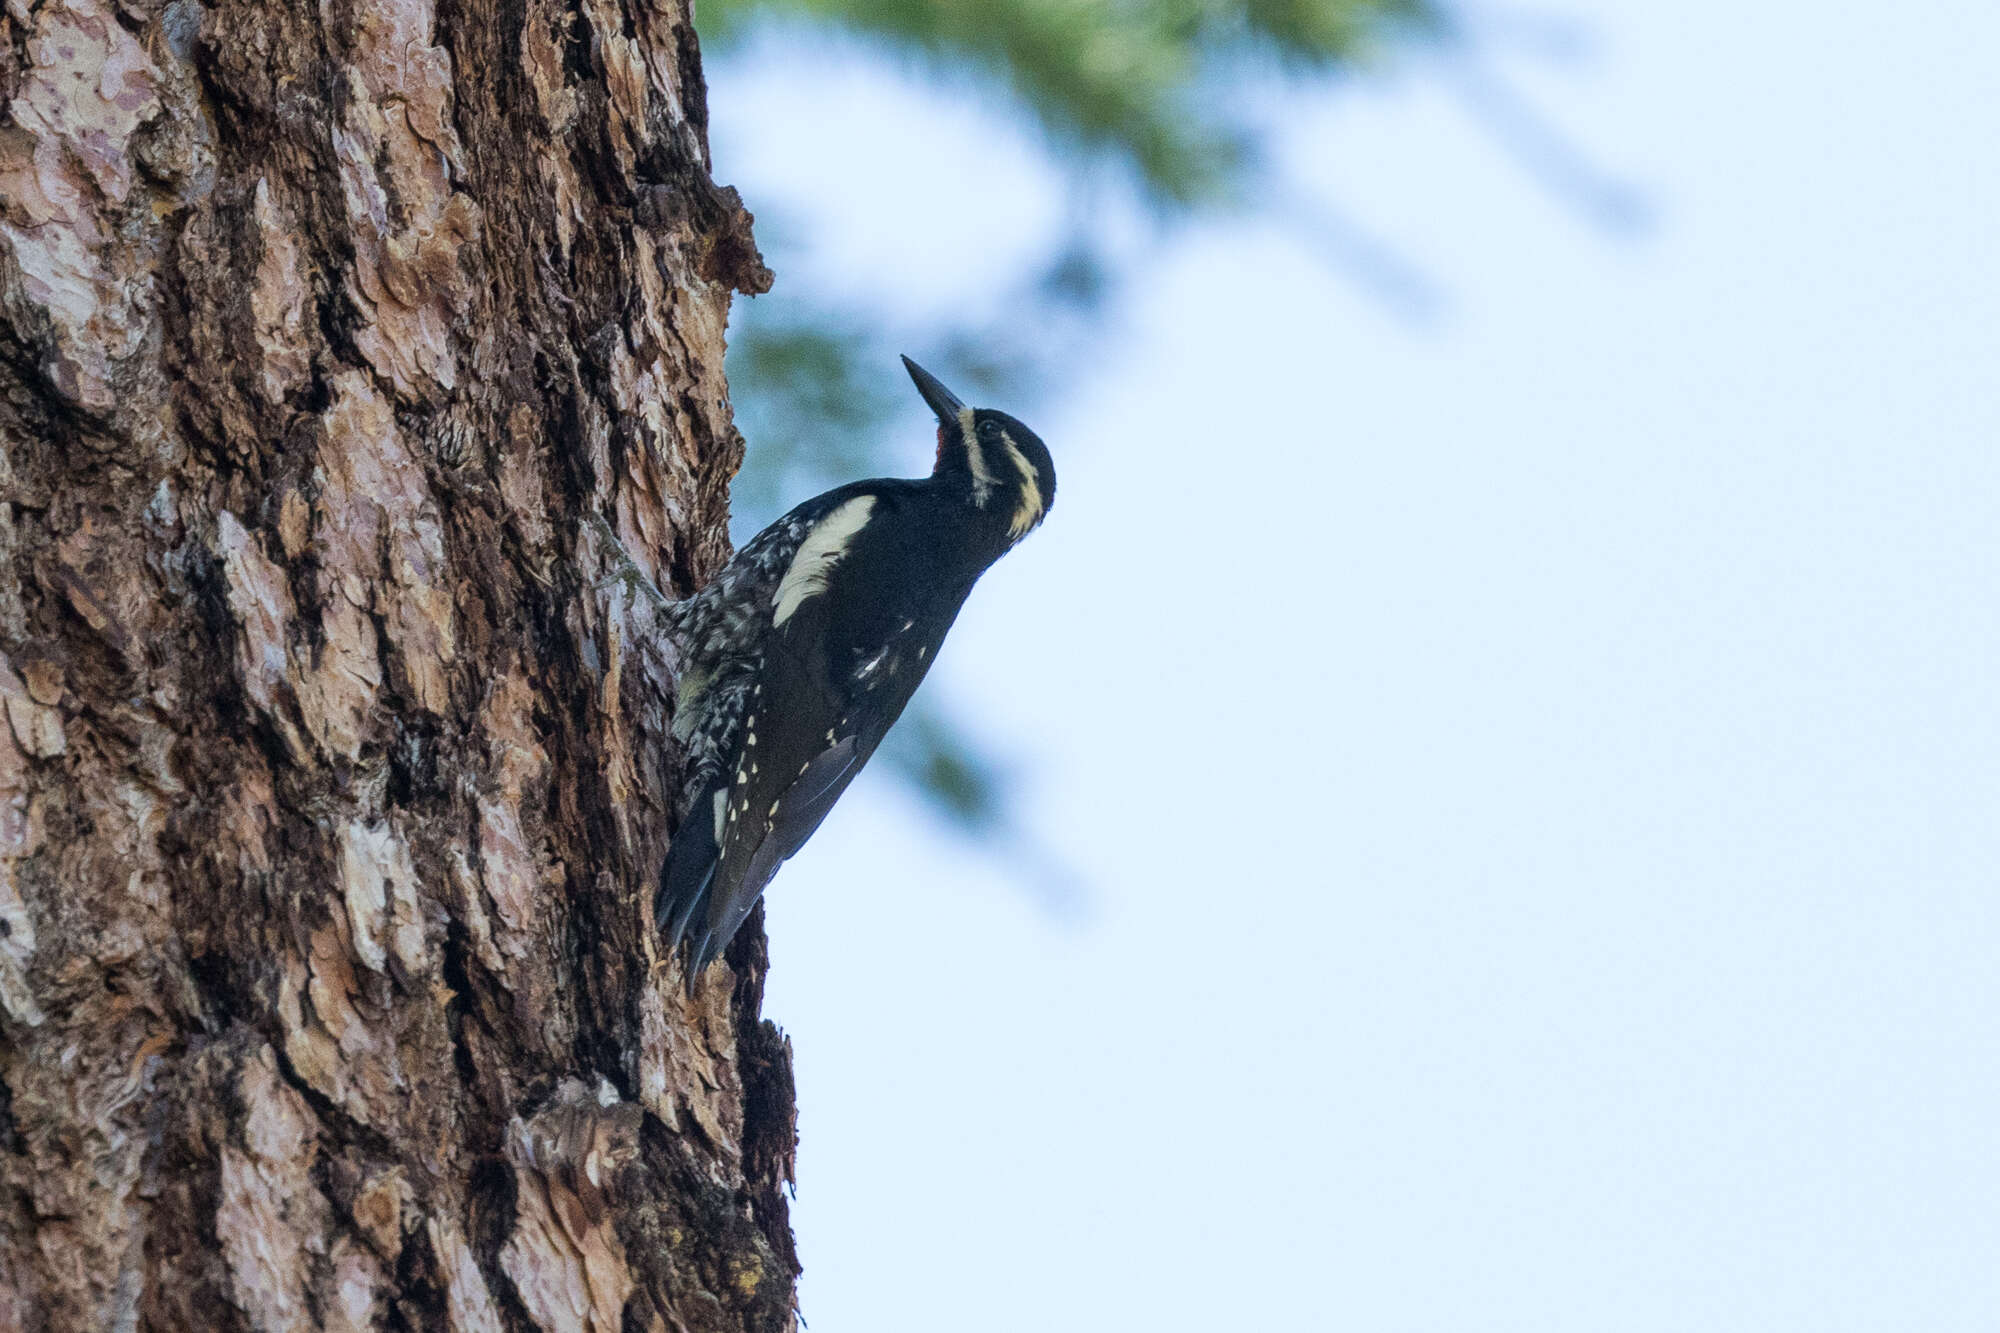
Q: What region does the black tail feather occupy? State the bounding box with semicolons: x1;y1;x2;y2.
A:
656;791;721;977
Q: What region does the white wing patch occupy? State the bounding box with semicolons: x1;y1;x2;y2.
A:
773;496;876;627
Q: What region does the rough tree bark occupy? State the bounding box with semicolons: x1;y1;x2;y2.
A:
0;0;799;1325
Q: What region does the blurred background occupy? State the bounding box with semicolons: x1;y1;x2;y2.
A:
695;1;1998;1328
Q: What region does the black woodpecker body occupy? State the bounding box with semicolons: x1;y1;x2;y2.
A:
657;357;1056;977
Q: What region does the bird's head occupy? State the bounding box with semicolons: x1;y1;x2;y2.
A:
903;355;1056;544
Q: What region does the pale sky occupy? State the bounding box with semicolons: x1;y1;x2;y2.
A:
707;3;1999;1329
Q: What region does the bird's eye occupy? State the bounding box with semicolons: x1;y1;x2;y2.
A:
978;420;1002;442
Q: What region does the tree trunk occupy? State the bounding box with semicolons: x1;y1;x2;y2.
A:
0;0;796;1325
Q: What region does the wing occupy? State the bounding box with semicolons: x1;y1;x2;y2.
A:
658;479;953;976
665;483;913;800
680;606;879;975
666;481;897;670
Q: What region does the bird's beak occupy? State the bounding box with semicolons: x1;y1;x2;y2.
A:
901;355;965;422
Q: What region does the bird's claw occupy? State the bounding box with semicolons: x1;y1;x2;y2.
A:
588;513;674;617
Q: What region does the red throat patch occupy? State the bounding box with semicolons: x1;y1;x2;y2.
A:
935;425;947;469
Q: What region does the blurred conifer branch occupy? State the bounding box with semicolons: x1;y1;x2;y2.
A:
699;0;1634;870
700;0;1431;205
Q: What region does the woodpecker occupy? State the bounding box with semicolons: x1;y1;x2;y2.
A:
657;356;1056;977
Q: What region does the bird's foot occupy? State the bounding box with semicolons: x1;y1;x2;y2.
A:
588;514;674;618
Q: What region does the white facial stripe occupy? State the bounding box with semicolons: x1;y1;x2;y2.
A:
773;495;876;627
999;434;1045;540
959;406;995;504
